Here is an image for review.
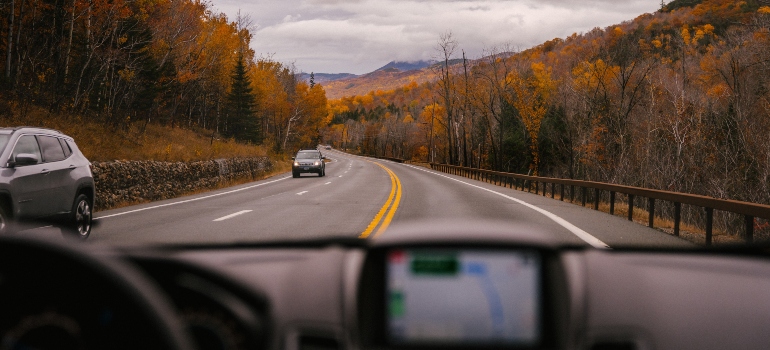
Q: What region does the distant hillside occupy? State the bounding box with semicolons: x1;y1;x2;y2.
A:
322;68;431;99
322;60;462;99
375;60;437;72
299;72;357;85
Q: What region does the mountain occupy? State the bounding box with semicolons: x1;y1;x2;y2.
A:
298;72;357;85
298;60;442;99
374;60;438;72
318;60;456;99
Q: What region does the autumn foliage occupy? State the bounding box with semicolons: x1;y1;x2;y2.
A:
324;0;770;235
0;0;328;153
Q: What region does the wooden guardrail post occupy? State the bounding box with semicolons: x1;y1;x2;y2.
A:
582;187;587;207
609;191;616;215
628;194;635;221
648;198;655;228
706;207;714;246
594;189;600;210
746;215;754;243
674;202;681;236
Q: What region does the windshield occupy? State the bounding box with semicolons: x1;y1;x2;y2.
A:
2;1;768;249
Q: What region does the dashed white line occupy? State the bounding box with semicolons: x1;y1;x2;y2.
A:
325;182;332;185
96;176;291;220
297;191;309;195
403;164;610;249
213;210;252;222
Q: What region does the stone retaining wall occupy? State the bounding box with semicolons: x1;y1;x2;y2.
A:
91;157;273;210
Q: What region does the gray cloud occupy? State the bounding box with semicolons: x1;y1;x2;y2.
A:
212;0;659;74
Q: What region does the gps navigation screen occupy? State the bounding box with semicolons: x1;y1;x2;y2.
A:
386;249;541;345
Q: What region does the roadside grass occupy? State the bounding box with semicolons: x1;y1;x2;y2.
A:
3;108;270;162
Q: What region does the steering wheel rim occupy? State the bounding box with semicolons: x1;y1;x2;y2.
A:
0;236;193;349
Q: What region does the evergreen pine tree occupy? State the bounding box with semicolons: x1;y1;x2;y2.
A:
225;53;262;143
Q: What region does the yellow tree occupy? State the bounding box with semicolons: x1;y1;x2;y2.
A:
419;102;446;162
508;62;555;175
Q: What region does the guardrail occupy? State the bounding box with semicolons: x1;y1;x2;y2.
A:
428;163;770;245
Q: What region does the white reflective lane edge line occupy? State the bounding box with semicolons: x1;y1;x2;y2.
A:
403;164;610;249
95;176;291;220
325;182;332;185
213;210;252;222
297;191;308;195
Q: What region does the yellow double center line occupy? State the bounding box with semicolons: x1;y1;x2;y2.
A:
359;162;402;239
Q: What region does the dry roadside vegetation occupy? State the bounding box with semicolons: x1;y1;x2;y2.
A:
3;106;276;162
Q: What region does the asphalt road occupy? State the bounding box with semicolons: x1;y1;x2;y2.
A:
23;149;694;248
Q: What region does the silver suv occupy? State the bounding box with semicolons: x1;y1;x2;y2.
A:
0;127;94;239
292;150;326;177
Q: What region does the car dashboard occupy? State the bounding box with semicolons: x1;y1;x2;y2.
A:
1;220;770;350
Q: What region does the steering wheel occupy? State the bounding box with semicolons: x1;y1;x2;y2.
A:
0;236;193;349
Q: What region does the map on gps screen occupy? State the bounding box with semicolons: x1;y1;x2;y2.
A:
386;249;541;345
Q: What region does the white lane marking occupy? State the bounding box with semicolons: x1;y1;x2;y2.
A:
339;175;344;178
95;176;291;220
297;191;308;195
325;182;332;185
213;210;252;222
403;164;610;249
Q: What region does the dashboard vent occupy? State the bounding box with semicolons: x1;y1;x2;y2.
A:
298;335;341;350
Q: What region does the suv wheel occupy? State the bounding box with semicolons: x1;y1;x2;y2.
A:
292;171;299;178
63;194;92;239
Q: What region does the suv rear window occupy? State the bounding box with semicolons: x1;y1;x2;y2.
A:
38;135;67;162
59;138;72;158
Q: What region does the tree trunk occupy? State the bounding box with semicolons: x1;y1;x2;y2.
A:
6;0;15;82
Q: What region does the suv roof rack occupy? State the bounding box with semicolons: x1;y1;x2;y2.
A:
0;126;63;134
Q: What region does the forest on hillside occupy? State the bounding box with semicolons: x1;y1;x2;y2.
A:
324;0;770;235
0;0;328;152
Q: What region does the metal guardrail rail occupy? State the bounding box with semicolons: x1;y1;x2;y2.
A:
426;163;770;245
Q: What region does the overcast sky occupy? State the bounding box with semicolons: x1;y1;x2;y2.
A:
212;0;660;75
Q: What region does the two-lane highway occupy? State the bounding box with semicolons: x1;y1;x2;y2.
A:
20;149;692;248
89;153;395;245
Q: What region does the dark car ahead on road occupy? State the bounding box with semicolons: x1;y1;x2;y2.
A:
0;127;94;239
292;149;326;177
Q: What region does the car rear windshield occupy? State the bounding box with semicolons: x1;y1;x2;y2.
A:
296;152;320;159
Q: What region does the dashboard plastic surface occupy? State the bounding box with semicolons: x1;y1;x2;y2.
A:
2;220;770;350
